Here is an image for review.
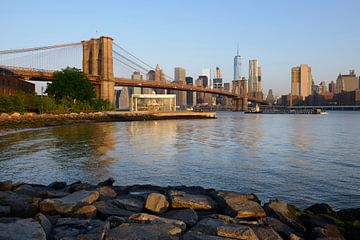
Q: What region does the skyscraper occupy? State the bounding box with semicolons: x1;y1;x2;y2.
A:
202;68;211;89
233;47;241;80
249;60;260;98
335;70;359;93
291;64;312;99
174;67;187;107
213;67;223;89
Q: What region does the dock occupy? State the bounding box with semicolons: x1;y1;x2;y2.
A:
105;111;216;121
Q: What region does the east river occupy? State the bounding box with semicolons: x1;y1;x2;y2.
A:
0;111;359;210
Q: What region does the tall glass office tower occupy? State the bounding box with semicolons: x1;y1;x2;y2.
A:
233;47;241;80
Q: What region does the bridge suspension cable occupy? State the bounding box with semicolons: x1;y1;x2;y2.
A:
0;42;82;55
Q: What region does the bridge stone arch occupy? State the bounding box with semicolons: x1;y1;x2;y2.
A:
82;36;115;104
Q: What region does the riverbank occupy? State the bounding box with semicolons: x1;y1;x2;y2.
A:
0;111;216;133
0;179;358;239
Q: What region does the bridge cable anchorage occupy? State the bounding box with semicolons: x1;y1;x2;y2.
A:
0;42;82;55
113;42;174;82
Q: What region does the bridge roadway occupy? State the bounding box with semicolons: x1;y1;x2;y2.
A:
1;66;266;103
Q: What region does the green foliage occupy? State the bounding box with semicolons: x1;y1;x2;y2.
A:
46;67;95;101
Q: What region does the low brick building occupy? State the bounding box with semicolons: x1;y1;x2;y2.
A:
0;75;35;95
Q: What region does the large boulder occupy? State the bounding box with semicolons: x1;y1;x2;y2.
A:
183;230;235;239
106;222;182;240
98;177;115;187
115;195;145;212
259;217;302;240
47;182;67;190
263;199;306;233
99;186;117;201
216;191;265;219
35;213;52;239
252;227;283;240
95;200;135;220
191;217;258;240
0;218;46;240
40;190;99;214
0;181;13;191
0;191;38;217
169;190;217;210
145;193;169;214
129;213;186;231
52;217;108;240
162;208;198;227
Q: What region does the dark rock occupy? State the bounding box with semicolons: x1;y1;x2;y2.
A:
14;184;45;198
125;184;165;195
309;224;344;240
299;213;337;229
98;177;115;187
39;190;99;214
0;181;12;191
259;217;302;240
14;184;68;199
162;208;198;227
48;181;67;190
252;227;283;240
35;213;52;238
0;218;46;240
0;205;11;217
216;191;265;219
0;191;38;217
73;205;97;219
168;185;214;195
191;217;258;240
129;213;186;231
106;216;128;229
169;190;217;210
337;208;360;221
98;186;117;201
183;230;235;239
95;200;135;220
106;222;182;240
67;182;97;193
145;192;169;214
52;217;108;240
264;199;306;233
115;195;145;212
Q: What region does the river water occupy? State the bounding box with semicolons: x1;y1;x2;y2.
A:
0;112;359;210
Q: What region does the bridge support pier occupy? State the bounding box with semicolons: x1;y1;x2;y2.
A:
82;36;115;105
232;97;248;112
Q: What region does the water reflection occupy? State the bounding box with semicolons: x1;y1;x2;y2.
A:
0;112;360;209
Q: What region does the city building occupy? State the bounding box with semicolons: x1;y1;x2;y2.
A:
154;64;167;94
186;77;195;107
233;47;241;80
328;81;335;94
129;71;142;95
335;70;359;93
0;75;35;95
130;94;176;112
318;81;328;94
202;69;211;89
174;67;187;107
266;89;275;104
291;64;313;100
213;67;223;89
248;60;263;98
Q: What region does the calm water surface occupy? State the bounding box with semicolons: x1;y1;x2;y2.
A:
0;112;359;209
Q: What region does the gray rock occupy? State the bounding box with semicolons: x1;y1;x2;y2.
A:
35;213;52;238
169;190;217;210
0;205;11;217
162;208;198;227
95;200;135;220
145;193;169;214
129;213;186;231
0;181;12;191
259;217;302;240
47;181;67;190
40;190;99;214
52;217;108;240
0;191;38;217
263;199;306;233
67;182;97;193
309;225;344;240
73;205;97;219
216;191;265;219
105;216;128;229
0;218;46;240
98;177;115;187
115;195;144;212
252;227;283;240
191;217;258;240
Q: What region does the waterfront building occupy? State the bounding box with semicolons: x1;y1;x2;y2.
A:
0;75;34;95
291;64;313;100
174;67;187;107
233;47;241;80
186;77;195;106
335;70;359;93
328;81;335;94
266;89;275;104
248;60;263;98
130;94;176;112
129;71;142;95
319;81;328;94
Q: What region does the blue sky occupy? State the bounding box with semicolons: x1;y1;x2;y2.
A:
1;0;359;95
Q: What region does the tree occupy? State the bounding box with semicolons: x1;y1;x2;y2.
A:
46;67;95;101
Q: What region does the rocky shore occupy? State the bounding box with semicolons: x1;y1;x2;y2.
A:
0;179;359;240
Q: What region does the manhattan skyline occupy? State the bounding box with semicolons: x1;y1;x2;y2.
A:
1;0;359;95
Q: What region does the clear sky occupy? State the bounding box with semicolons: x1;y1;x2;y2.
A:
1;0;360;95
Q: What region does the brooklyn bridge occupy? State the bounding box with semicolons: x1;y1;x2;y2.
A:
0;36;266;111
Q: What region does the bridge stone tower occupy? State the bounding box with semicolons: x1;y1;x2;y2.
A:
232;77;248;111
82;36;115;105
